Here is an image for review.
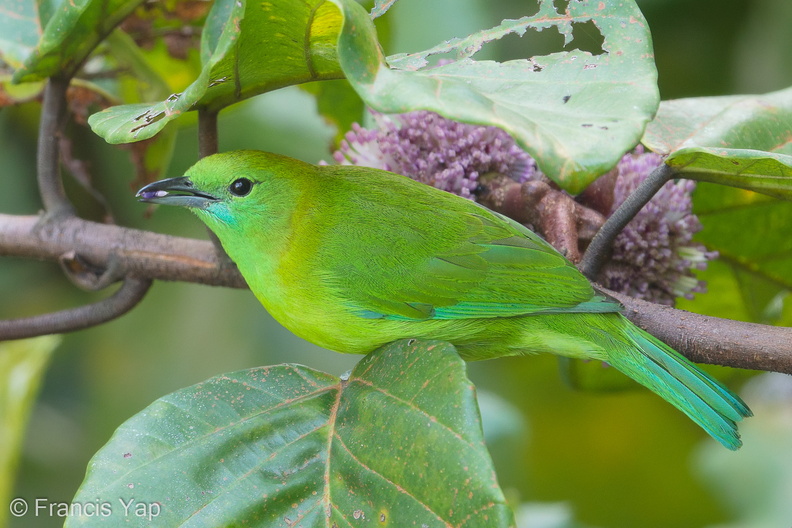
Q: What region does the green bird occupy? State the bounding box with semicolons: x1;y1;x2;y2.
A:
138;150;751;449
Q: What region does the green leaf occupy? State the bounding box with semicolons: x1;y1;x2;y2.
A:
643;87;792;199
301;79;365;146
692;182;792;293
0;336;59;528
666;148;792;201
642;86;792;156
558;357;637;393
337;0;659;193
67;339;514;528
11;0;147;82
0;74;44;105
0;0;47;68
732;266;788;324
88;0;348;144
370;0;398;19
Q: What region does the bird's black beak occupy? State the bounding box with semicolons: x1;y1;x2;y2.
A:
136;177;219;209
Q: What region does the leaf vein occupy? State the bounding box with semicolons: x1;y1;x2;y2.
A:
333;433;454;528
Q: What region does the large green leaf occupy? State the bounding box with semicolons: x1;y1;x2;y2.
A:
337;0;660;194
11;0;146;81
643;87;792;200
692;183;792;292
0;336;59;528
88;0;347;143
67;339;514;528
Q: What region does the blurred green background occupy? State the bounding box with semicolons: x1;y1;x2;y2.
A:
3;0;792;527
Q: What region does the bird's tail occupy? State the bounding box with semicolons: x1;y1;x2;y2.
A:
603;315;752;450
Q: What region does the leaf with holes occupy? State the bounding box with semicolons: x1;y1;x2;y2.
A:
338;0;659;194
65;339;514;528
88;0;348;144
370;0;399;19
89;0;658;194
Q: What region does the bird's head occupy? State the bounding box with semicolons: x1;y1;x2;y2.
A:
136;150;313;231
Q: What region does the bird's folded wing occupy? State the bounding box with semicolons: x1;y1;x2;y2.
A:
333;207;622;321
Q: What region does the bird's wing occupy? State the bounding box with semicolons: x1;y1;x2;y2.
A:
323;192;621;321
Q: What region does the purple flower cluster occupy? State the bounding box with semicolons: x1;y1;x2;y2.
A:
599;148;717;305
330;112;715;305
332;111;537;198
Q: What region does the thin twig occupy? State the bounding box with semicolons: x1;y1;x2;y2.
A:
0;277;152;340
59;137;116;224
197;107;230;260
198;108;219;158
579;163;675;279
37;76;75;218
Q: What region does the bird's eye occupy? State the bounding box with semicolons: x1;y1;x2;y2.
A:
229;178;253;197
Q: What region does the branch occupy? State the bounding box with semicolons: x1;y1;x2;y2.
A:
0;277;152;340
37;76;75;218
0;214;245;288
579;163;675;279
477;174;605;262
603;287;792;374
1;213;789;373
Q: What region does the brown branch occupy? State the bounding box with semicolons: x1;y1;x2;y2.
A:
477;174;605;262
37;76;75;218
0;277;152;340
0;214;245;288
603;287;792;374
1;212;789;373
198;108;219;158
